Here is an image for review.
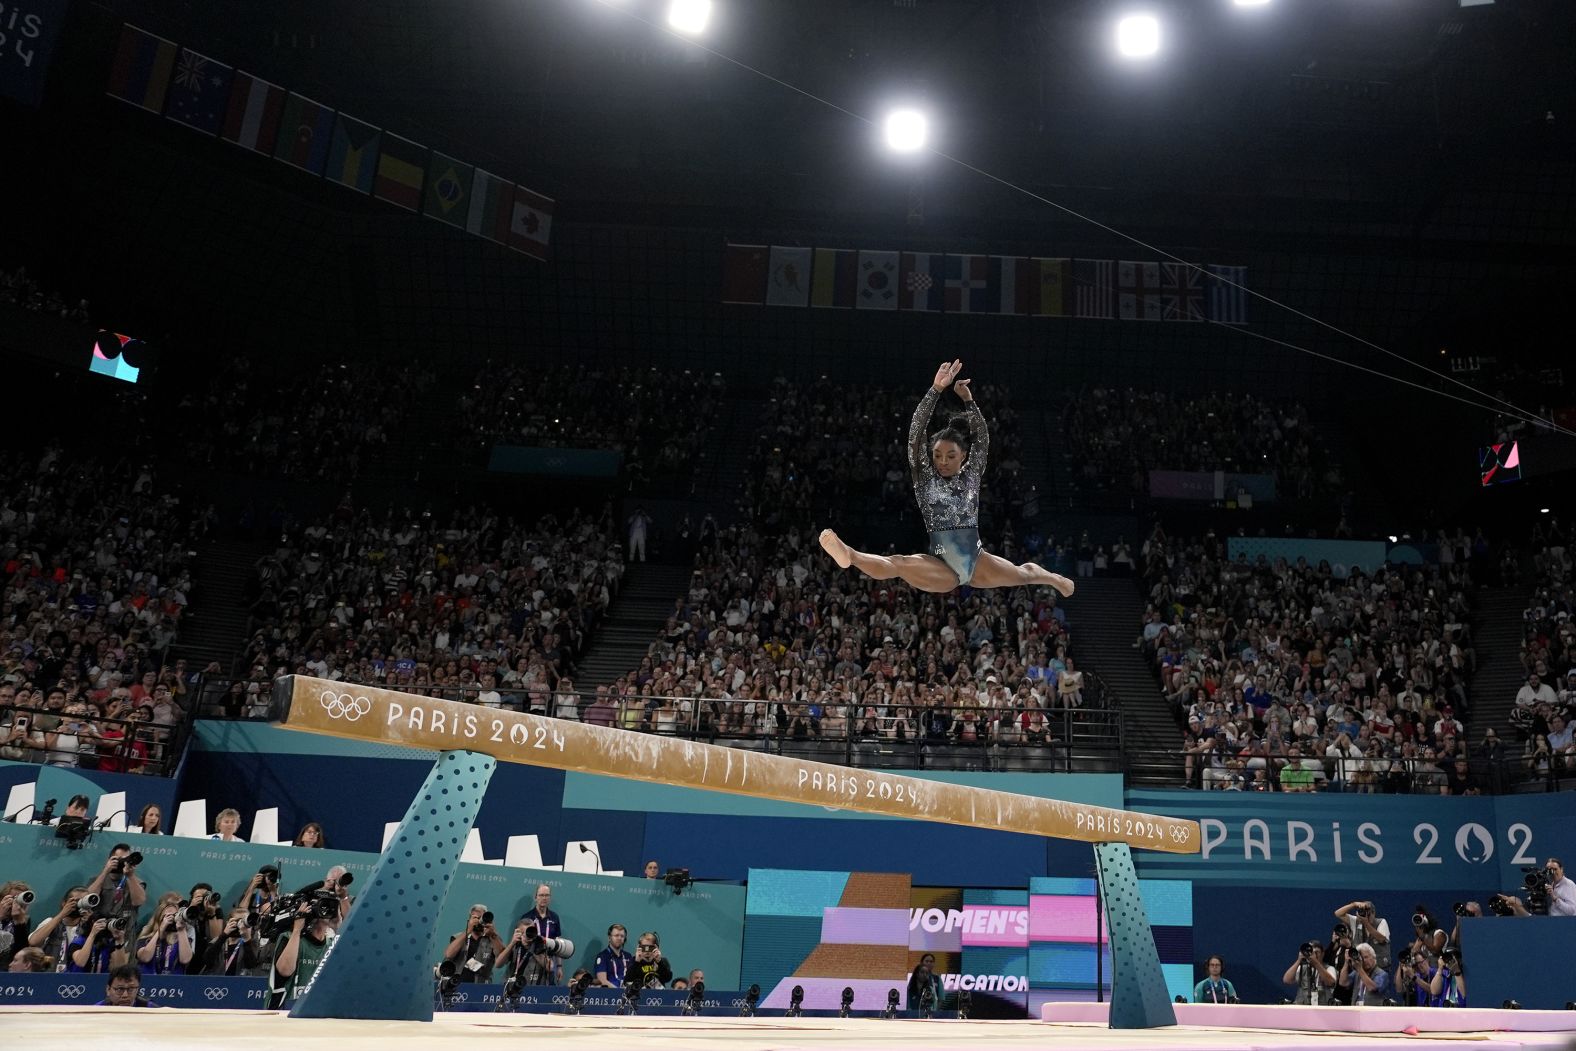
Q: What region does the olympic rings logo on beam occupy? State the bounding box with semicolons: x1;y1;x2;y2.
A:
204;987;229;1000
319;690;373;722
59;984;86;998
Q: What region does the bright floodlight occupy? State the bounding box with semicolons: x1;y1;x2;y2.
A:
1233;0;1271;7
884;109;928;153
1115;14;1161;58
667;0;710;35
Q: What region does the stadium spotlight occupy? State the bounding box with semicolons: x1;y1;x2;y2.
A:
667;0;711;35
1115;14;1161;59
1232;0;1271;7
884;108;928;153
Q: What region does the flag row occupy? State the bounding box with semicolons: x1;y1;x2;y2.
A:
722;245;1248;323
105;24;553;260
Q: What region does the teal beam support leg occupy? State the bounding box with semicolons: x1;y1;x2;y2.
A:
290;749;496;1020
1093;841;1176;1029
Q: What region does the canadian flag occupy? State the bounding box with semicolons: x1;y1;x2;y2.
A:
508;185;554;260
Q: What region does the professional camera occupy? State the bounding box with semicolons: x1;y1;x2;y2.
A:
526;931;575;960
1523;867;1551;913
105;915;131;936
108;851;143;872
258;864;281;886
566;971;592;1014
1452;902;1472;917
470;910;495;937
266;878;346;935
1488;895;1517;917
1411;912;1430;928
68;893;100;918
55;813;93;849
434;960;461;1008
178;895;219;923
15;890;35;907
663;868;693;896
1299;941;1319;959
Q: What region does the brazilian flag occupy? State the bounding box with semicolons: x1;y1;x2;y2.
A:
423;152;474;229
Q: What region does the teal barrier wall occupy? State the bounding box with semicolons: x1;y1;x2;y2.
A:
0;759;177;825
0;822;745;987
486;445;622;477
1225;537;1388;572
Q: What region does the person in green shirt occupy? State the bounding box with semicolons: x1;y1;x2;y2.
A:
268;898;336;1009
1192;955;1238;1004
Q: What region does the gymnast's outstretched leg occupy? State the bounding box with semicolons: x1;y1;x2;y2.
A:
819;529;959;594
969;550;1077;597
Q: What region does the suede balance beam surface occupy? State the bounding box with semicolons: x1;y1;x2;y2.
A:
270;675;1199;853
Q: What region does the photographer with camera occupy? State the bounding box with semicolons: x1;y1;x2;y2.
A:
442;904;505;983
1337;942;1391;1006
322;865;355;930
1333;900;1392;969
66;902;131;973
1282;940;1336;1004
0;880;34;969
1405;905;1448;965
27;885;91;963
1492;858;1575;917
501;913;576;989
1324;924;1356;1004
134;895;194;975
1192;955;1237;1004
593;923;633;988
626;930;673;990
269;894;337;1009
514;885;563;983
84;844;147;928
202;906;263;977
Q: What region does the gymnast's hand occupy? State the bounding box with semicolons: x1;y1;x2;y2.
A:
931;359;962;392
954;378;973;402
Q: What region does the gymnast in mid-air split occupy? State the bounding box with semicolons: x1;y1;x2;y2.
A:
819;359;1076;597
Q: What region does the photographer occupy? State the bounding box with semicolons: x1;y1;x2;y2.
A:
516;884;563;983
0;880;34;969
593;923;632;987
184;883;224;961
202;906;263;977
501;914;574;988
1405;905;1447;964
1333;900;1392;968
626;930;672;990
66;906;131;973
134;896;194;976
1281;941;1335;1005
1493;858;1575;916
442;904;504;983
1192;955;1237;1004
1337;942;1391;1006
27;885;91;962
84;844;148;927
243;866;282;914
269;895;336;1009
1324;925;1355;1004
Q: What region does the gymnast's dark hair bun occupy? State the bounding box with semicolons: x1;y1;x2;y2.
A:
930;415;973;457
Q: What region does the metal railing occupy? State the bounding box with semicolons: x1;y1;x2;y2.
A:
192;678;1125;774
1126;746;1571;795
0;703;184;779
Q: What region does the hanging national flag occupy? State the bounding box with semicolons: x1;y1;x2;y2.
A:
423;152;475;228
1160;262;1205;322
374;132;426;211
898;253;945;312
810;248;858;309
1206;264;1248;324
105;24;178;114
1032;258;1071;317
273;93;335;174
1073;259;1115;319
324;113;381;194
990;256;1034;315
765;246;812;307
855;250;899;311
163;47;233;135
507;185;554;259
722;244;768;304
944;255;991;314
1118;260;1163;322
467;169;513;243
221;72;286;154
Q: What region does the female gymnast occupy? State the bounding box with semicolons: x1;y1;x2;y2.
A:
819;359;1076;596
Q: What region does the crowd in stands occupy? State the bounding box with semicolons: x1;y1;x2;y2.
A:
0;447;208;774
1061;388;1335;503
1514;514;1576;779
455;364;725;492
172;359;437;481
1136;524;1489;793
0;264;92;324
230;499;622;713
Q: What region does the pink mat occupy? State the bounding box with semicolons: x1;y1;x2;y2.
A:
1040;1001;1576;1034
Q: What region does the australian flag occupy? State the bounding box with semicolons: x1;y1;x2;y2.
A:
165;48;233;136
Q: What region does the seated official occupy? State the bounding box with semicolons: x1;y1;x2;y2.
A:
97;962;159;1007
442;904;505;983
625;930;673;990
269;897;336;1009
594;923;632;987
1192;955;1237;1004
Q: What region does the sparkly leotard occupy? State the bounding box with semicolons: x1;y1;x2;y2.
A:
908;387;989;583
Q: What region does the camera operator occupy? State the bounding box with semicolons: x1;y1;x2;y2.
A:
1192;955;1237;1004
514;884;563;983
1282;941;1336;1005
269;896;336;1009
1493;858;1575;916
626;930;672;990
1337;942;1391;1006
1405;904;1448;965
908;952;944;1010
202;906;263;977
0;880;34;969
1333;900;1392;968
184;883;224;961
1324;925;1355;1004
84;844;147;928
321;865;355;930
243;866;282;915
442;904;504;983
27;885;90;962
593;923;632;987
67;905;131;973
134;896;194;976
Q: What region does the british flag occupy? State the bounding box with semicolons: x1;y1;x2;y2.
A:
1160;262;1205;322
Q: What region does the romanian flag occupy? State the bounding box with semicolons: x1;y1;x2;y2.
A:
105;24;178;114
423;152;474;229
810;248;858;309
325;114;380;194
273;93;336;174
374;132;426;211
466;169;512;243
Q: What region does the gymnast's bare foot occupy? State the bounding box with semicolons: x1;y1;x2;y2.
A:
1021;562;1075;597
819;529;853;570
1048;573;1076;599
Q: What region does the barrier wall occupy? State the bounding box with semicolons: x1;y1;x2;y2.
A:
0;822;745;988
0;760;177;826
